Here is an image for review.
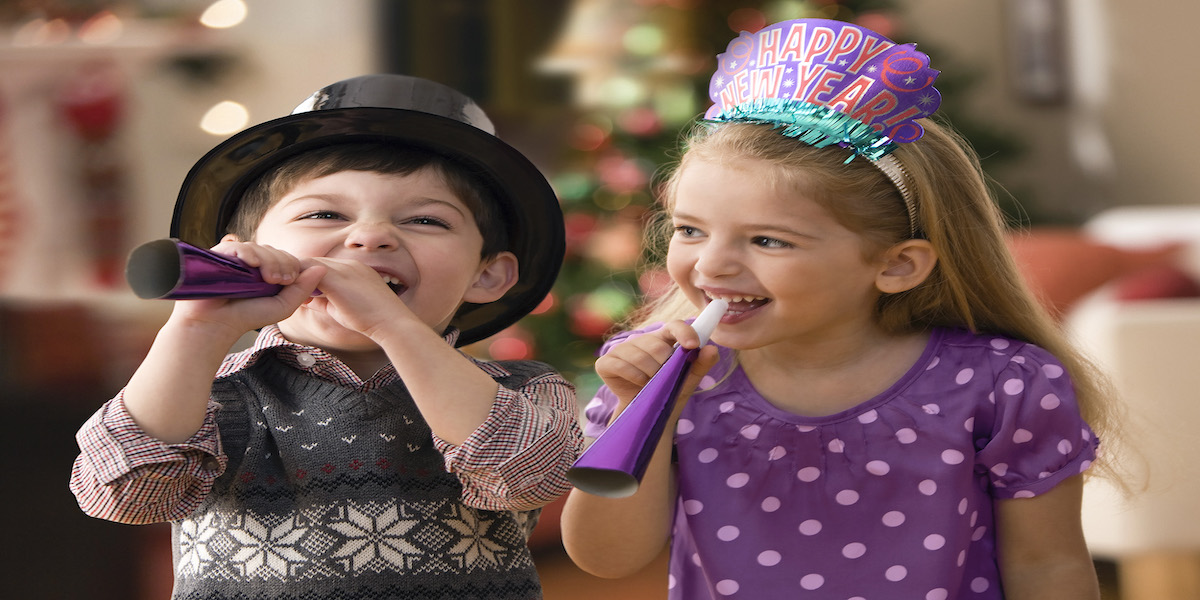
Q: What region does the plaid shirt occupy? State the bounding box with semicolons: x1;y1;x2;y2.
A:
71;325;581;522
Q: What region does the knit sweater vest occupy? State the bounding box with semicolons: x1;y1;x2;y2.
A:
169;354;551;599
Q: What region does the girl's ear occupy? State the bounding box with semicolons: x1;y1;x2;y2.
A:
876;239;938;294
463;251;520;304
220;234;244;243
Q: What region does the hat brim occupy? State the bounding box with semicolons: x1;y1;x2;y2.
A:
172;107;564;346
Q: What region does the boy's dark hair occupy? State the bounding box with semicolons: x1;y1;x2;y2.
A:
228;141;509;258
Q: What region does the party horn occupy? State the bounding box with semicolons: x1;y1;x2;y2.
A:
125;238;284;300
568;298;729;498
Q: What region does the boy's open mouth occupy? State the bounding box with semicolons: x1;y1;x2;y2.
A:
380;273;407;295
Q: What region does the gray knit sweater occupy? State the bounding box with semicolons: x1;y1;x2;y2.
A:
169;354;553;599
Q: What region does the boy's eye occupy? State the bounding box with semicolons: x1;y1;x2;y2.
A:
299;211;341;220
407;216;451;228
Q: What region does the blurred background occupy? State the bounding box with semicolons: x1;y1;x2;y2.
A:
3;0;1198;598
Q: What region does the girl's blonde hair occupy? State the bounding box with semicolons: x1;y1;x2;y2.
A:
630;117;1129;487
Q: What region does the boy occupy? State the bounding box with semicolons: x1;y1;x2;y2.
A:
70;75;581;599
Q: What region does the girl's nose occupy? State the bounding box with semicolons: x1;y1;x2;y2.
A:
693;240;739;277
344;222;398;250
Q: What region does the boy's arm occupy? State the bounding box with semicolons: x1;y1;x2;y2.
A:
433;365;582;511
70;393;225;524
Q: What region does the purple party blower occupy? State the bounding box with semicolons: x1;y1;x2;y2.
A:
125;238;285;300
568;298;729;498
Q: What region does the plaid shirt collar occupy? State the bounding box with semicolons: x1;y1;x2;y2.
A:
217;324;462;391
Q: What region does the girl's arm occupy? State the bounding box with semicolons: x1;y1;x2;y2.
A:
560;322;719;578
996;475;1101;600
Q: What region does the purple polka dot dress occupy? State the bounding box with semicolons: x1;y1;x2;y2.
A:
583;328;1097;599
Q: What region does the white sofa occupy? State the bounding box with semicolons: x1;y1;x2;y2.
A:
1065;206;1200;599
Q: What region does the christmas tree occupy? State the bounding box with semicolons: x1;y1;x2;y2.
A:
465;0;1022;398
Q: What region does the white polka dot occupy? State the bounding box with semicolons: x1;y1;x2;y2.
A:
669;574;676;589
797;467;821;482
886;565;908;581
926;588;949;600
927;356;941;370
799;519;822;535
1014;490;1035;499
683;499;703;515
717;526;740;541
1003;378;1025;395
719;401;736;413
740;424;761;440
991;463;1009;477
1042;363;1064;378
919;480;937;495
762;497;781;512
842;542;867;559
716;579;739;595
1012;355;1026;364
1041;394;1062;410
1012;429;1033;443
726;473;750;488
692;553;702;566
866;460;891;475
958;498;969;514
828;439;845;453
955;368;975;384
990;338;1010;349
836;490;860;505
858;410;879;424
698;448;719;463
971;577;990;593
1058;440;1073;455
970;511;978;527
963;417;974;432
757;550;781;566
676;419;694;434
896;428;918;444
768;446;787;460
924;534;946;550
957;550;966;566
882;511;906;527
797;424;816;433
800;574;824;590
922;404;941;415
972;526;987;541
942;449;965;465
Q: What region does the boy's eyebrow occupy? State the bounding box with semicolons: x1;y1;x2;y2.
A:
283;193;470;217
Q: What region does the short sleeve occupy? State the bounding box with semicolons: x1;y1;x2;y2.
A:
976;343;1098;499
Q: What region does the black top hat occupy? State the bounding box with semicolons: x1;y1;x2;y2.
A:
171;74;564;346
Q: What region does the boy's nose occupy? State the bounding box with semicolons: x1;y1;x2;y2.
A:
344;222;399;250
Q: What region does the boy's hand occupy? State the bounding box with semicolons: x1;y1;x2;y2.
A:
166;240;325;337
596;320;719;419
299;256;418;338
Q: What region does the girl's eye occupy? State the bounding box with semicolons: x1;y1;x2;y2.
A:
673;225;700;237
752;236;791;249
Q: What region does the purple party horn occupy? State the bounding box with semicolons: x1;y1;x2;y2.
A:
568;298;729;498
125;238;285;300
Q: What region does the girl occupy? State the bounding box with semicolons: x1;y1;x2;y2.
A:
561;19;1120;600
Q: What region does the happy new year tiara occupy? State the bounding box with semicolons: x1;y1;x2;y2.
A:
704;19;941;238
